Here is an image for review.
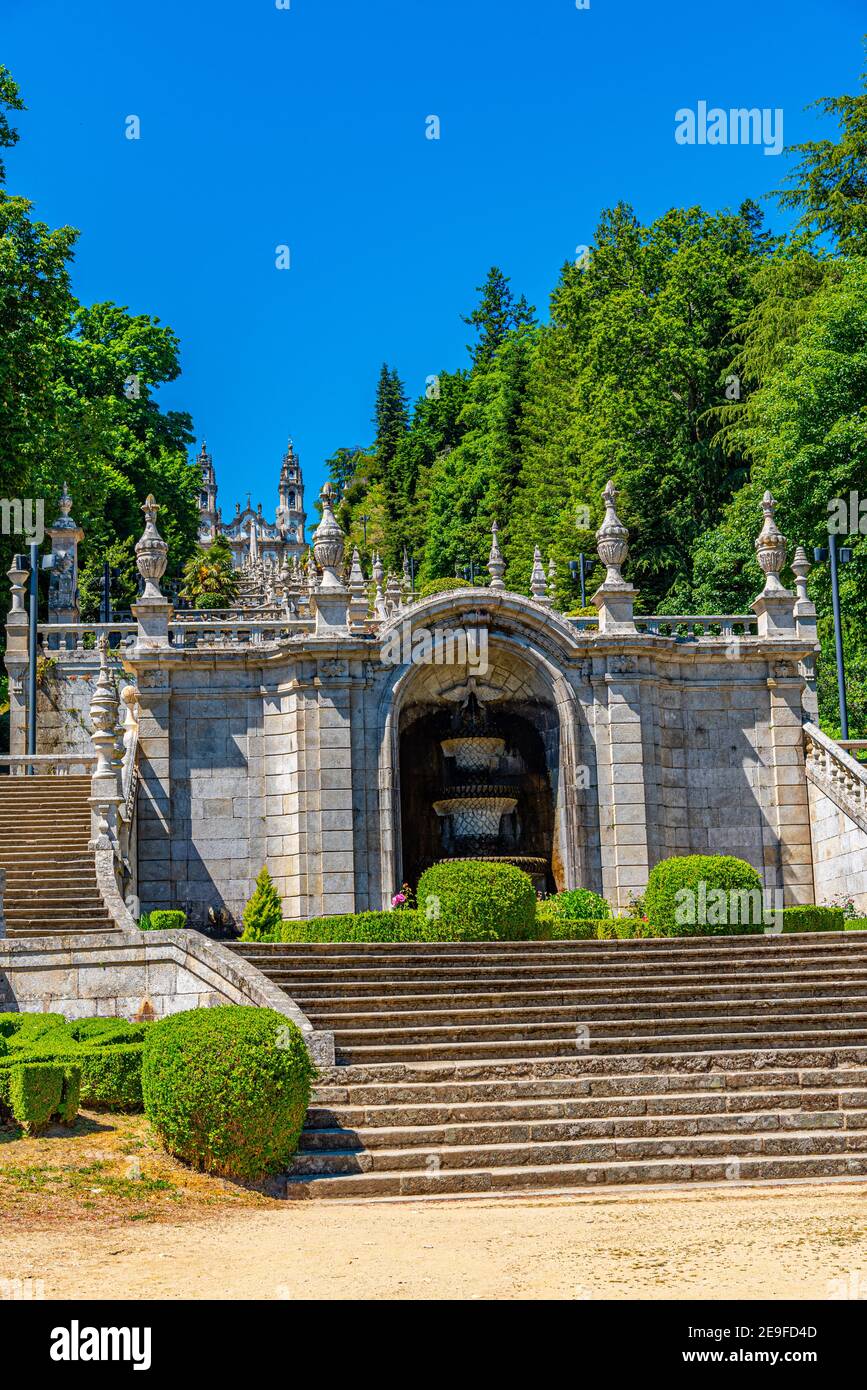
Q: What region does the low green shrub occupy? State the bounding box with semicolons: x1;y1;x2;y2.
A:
279;910;483;942
142;1007;314;1181
143;910;187;932
544;917;599;940
58;1065;82;1126
76;1045;143;1111
780;906;845;933
543;888;610;921
845;919;867;931
416;861;537;940
241;867;283;941
644;855;765;936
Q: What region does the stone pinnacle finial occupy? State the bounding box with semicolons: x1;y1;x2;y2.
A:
755;490;787;595
312;481;345;589
134;494;168;601
487;520;506;591
530;545;549;604
372;552;387;619
596;479;629;587
59;482;72;519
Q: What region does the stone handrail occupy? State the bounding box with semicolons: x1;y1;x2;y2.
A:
804;721;867;834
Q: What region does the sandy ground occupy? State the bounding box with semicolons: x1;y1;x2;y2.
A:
6;1185;867;1300
3;1112;867;1300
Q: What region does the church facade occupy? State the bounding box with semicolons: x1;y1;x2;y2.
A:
196;439;308;571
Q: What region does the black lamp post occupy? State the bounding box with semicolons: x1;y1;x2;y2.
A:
568;553;596;608
359;515;371;548
459;561;482;585
814;535;853;739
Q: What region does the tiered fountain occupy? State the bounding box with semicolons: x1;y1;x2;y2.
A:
432;687;548;883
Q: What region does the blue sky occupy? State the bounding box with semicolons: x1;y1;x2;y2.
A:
3;0;864;516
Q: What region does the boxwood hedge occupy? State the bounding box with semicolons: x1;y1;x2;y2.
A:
644;855;765;936
141;1006;315;1181
416;861;537;940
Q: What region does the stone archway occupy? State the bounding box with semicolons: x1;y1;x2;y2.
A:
375;596;590;906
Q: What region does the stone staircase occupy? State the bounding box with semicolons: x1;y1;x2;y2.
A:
0;775;116;938
233;934;867;1199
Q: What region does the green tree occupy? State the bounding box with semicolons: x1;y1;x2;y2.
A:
775;47;867;254
462;266;535;369
181;535;239;607
241;866;284;941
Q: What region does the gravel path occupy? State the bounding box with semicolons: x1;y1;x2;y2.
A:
4;1182;867;1300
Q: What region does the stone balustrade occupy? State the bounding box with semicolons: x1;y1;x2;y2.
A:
38;621;138;655
0;753;97;776
168;617;313;649
634;614;757;638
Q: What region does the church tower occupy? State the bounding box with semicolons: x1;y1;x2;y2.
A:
277;438;306;548
197;441;219;546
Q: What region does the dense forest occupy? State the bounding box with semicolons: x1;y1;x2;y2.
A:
1;54;866;734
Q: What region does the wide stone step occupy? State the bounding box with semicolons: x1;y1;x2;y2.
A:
304;995;867;1031
235;936;865;957
259;959;867;989
294;980;867;1013
306;1084;867;1129
329;1009;867;1048
298;1105;867;1157
5;925;117;938
288;1124;867;1175
336;1028;867;1065
283;1152;867;1199
314;1066;867;1109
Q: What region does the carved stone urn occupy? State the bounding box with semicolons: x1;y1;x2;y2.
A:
312;482;345;590
135;495;169;600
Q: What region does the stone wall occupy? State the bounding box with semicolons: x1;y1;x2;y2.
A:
0;929;334;1065
808;779;867;912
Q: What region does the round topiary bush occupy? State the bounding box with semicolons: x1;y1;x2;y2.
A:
416;861;537;940
644;854;765;936
141;1006;315;1180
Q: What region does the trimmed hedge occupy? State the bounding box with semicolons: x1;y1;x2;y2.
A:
143;910;187;932
142;1006;315;1181
416;861;537;940
644;855;765;936
780;906;845;933
0;1013;67;1048
279;910;482;943
0;1062;80;1134
543;889;610;921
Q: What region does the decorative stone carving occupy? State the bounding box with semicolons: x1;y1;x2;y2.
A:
487;521;506;591
755;491;787;595
596;480;629;586
135;495;168;600
47;483;83;624
90;636;119;776
530;546;548;604
312;482;345;589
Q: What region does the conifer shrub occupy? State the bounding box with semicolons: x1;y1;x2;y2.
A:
644;855;765;936
141;1006;314;1180
416;861;537;940
241;867;283;941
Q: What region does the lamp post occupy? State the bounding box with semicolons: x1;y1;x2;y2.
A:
568;553;595;608
814;535;853;739
459;561;482;585
359;515;371;548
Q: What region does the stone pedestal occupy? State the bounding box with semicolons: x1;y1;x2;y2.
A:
592;583;638;633
752;591;795;638
132;597;171;649
596;661;650;911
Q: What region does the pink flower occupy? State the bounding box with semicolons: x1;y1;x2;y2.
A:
392;893;406;908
